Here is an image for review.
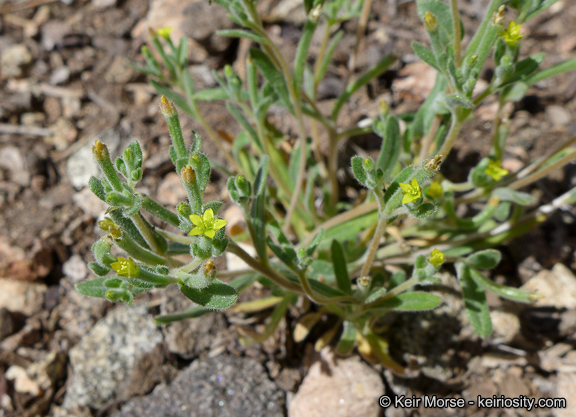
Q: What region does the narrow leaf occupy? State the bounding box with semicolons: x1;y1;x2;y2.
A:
368;291;443;311
466;249;501;270
468;267;536;303
331;240;352;294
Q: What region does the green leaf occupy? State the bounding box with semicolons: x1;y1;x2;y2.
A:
375;115;402;183
250;48;291;111
316;30;344;84
444;94;475;110
492;188;535;206
336;321;357;355
89;176;107;202
306;228;325;257
154;306;211;324
178;279;239;310
331;240;352;295
417;0;461;46
251;191;267;262
192;87;230;101
526;57;576;87
267;237;297;269
457;262;492;338
497;53;545;88
294;18;318;93
177;37;188;67
323;211;378;246
76;278;109;299
217;29;267;44
253;155;269;197
351;156;368;186
466;249;501;270
407;202;437;219
226;102;261;150
88;262;110;276
524;0;560;20
369;291;443;311
412;41;439;70
468;267;535;303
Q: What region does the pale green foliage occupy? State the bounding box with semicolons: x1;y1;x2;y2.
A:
77;0;576;374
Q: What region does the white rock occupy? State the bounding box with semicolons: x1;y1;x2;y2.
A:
72;187;107;218
0;44;32;77
62;255;88;283
289;348;384;417
92;0;116;10
66;130;121;190
522;264;576;308
0;279;46;316
0;146;30;186
5;366;41;396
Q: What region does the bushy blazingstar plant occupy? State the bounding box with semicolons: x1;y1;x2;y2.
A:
78;0;576;374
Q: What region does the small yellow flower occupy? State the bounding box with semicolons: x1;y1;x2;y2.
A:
111;257;139;277
429;249;445;267
399;178;422;205
502;21;524;47
485;160;508;181
189;208;227;239
157;26;173;40
426;181;443;199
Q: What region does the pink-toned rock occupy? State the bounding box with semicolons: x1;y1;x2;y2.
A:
289;348;384;417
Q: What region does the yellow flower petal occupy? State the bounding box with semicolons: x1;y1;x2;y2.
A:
399;182;412;192
189;214;203;226
189;227;203;236
204;229;216;238
213;219;227;230
203;208;214;224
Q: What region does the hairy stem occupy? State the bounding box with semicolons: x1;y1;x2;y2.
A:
359;187;386;278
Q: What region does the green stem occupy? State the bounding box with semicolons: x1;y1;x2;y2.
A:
437;112;465;161
360;188;386;278
227;241;303;293
173;257;203;274
295;271;358;305
302;201;378;246
130;213;162;254
114;234;170;266
142;196;180;227
450;0;462;67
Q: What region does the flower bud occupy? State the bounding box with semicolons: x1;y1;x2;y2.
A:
425;11;437;32
159;96;177;117
92;140;109;162
492;5;505;26
181;165;197;184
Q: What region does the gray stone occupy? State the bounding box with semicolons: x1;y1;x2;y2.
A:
92;0;117;9
0;146;30;187
62;303;163;410
0;44;32;77
66;130;121;189
114;354;285;417
160;286;229;358
0;279;46;316
62;255;88;283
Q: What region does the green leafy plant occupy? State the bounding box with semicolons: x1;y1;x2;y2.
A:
78;0;576;374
